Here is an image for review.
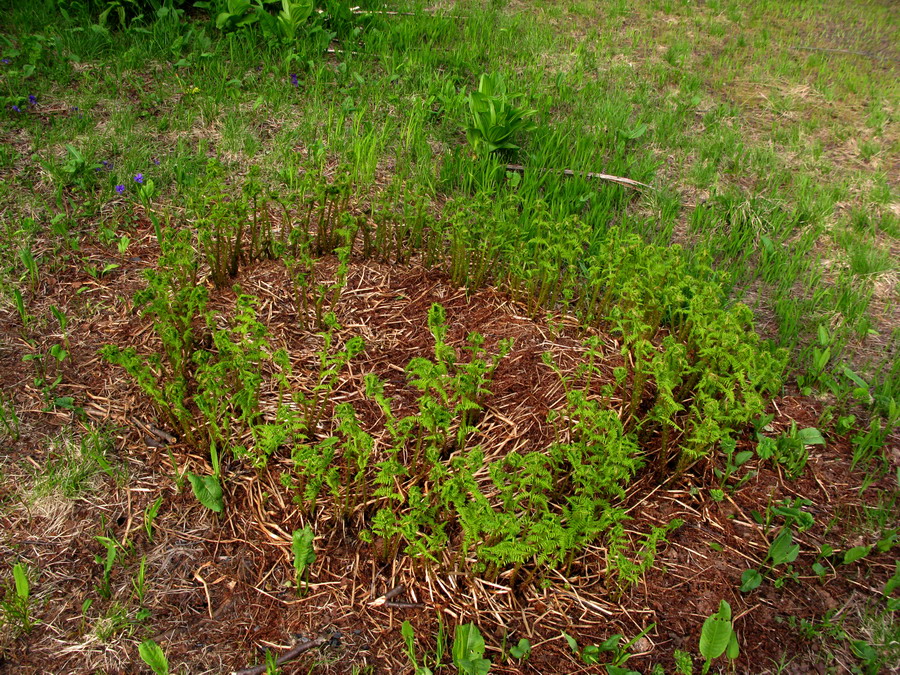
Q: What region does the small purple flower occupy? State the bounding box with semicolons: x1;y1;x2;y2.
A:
1;59;10;65
28;95;36;106
11;105;20;113
152;158;160;165
290;73;299;87
115;184;125;194
134;173;144;184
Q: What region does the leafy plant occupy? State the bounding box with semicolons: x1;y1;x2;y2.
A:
563;626;653;668
291;526;315;596
144;495;164;542
699;600;739;674
207;0;259;31
187;472;224;513
756;423;824;479
466;73;537;156
0;391;20;441
258;0;315;42
715;436;754;490
453;623;491;675
138;639;170;675
1;562;34;634
509;637;531;661
95;534;120;599
741;526;801;592
132;555;147;605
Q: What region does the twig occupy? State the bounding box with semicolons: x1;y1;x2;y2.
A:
504;164;653;190
369;584;405;606
232;632;339;675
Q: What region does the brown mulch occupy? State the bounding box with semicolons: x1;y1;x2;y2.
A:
0;219;897;674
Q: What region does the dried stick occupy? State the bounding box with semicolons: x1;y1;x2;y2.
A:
504;164;653;190
232;632;339;675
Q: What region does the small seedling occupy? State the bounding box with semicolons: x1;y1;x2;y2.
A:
509;638;531;661
699;600;739;674
2;562;34;633
187;472;223;513
132;555;147;604
95;534;119;599
453;623;491;675
138;638;170;675
144;495;164;542
291;526;315;596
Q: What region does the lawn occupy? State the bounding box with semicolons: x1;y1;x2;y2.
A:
0;0;897;673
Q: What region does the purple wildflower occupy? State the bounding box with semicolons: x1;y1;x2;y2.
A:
115;184;125;194
1;59;10;65
134;173;144;184
290;73;299;87
152;158;160;165
11;105;20;113
28;95;36;106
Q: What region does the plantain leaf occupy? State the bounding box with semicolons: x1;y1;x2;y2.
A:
187;473;223;512
726;631;740;660
13;563;29;601
699;600;733;661
842;545;871;565
740;568;762;592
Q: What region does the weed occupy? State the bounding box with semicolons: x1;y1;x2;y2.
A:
291;526;315;596
699;600;739;674
1;562;35;635
138;639;170;675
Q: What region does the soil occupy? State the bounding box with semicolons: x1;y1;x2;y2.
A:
0;215;897;674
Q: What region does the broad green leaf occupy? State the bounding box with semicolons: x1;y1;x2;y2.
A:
842;366;869;390
726;632;739;660
292;527;316;569
582;644;600;664
562;631;578;652
740;568;762;592
13;563;29;601
768;529;799;566
606;667;640;675
138;639;169;675
509;638;531;659
734;450;753;466
842;545;871;565
453;623;490;675
796;427;825;446
699;600;732;660
884;561;900;596
598;634;623;651
187;473;223;512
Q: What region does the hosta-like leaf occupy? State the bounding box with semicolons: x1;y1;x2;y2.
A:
187;473;223;512
453;623;490;675
842;545;871;565
699;600;732;660
13;563;29;601
740;568;762;592
726;632;740;660
767;529;799;566
796;427;825;446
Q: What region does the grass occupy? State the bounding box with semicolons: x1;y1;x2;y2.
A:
0;0;897;672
